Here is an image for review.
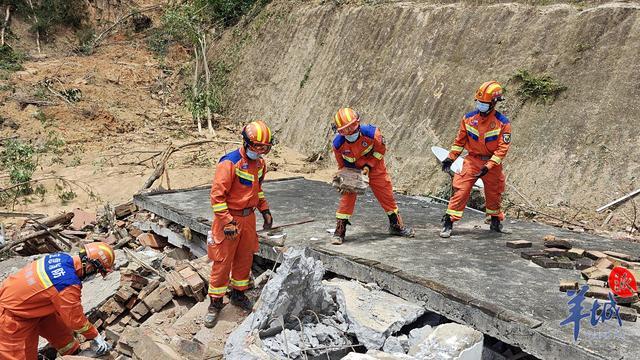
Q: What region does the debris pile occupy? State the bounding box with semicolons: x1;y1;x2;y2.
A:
1;202;137;256
512;235;640;321
226;248;483;360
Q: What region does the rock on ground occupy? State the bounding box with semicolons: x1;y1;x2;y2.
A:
413;323;483;360
325;279;425;350
224;248;333;359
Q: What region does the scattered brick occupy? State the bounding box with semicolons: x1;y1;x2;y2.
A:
603;251;640;262
575;257;594;270
130;301;150;321
506;240;532;249
594;258;614;270
136;233;167;249
520;249;547;260
138;279;160;300
566;248;585;260
614;294;639;305
532;257;573;269
587;279;606;287
114;286;138;304
581;266;611;281
585;250;608;260
559;280;579;292
544;248;568;257
544;238;572;250
585;286;610;300
70;209;97;231
142;284;173;312
597;306;637;322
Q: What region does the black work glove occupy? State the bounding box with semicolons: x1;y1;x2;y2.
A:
223;221;238;240
474;166;489;178
261;209;273;230
441;158;454;173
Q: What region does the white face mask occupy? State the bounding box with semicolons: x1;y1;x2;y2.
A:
345;132;360;142
246;149;261;160
476;101;491;113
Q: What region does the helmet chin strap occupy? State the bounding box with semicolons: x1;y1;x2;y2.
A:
79;248;106;279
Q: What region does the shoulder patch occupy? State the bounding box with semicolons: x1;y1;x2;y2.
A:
43;253;82;292
495;111;510;125
333;135;346;149
219;149;242;164
359;124;377;139
464;110;480;119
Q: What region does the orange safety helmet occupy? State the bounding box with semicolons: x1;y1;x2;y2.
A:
332;108;360;135
475;81;504;103
80;242;115;278
242;120;274;155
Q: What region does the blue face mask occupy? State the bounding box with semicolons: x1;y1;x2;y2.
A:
476;101;491;113
246;149;261;160
345;132;360;142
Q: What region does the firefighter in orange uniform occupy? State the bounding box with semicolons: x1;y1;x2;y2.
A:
205;120;274;328
440;81;512;238
0;242;115;359
331;108;415;245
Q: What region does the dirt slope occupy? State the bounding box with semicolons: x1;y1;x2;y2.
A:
218;0;640;226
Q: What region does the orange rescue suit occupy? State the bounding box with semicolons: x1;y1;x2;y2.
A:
333;124;399;219
0;253;99;359
208;147;269;298
446;109;512;221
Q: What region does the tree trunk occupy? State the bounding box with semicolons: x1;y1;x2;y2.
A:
192;45;201;133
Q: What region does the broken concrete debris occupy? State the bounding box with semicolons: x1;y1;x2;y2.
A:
325;278;425;350
226;248;482;360
505;240;531;249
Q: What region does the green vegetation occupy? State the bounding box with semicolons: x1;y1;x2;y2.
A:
0;139;37;195
148;0;270;128
511;69;567;104
0;45;24;71
299;65;312;89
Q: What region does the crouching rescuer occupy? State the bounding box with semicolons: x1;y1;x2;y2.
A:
205;120;274;328
0;242;115;359
331;107;415;245
440;81;512;238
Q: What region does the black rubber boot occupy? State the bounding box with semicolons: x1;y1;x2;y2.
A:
229;289;253;311
332;219;349;245
490;216;503;233
440;214;453;238
388;213;415;237
204;297;225;328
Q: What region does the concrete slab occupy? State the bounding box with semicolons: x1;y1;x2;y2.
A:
134;178;640;360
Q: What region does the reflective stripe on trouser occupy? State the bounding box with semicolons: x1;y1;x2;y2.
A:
336;162;398;219
208;213;258;298
446;156;505;222
0;309;79;360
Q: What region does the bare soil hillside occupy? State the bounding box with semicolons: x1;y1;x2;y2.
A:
214;0;640;234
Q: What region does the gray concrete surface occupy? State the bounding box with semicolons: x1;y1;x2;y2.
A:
134;178;640;360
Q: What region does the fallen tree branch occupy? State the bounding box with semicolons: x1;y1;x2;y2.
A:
511;203;594;231
93;5;163;48
10;96;57;108
0;211;46;218
123;248;166;280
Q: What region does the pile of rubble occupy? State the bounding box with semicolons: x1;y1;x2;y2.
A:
226;248;485;360
509;235;640;321
1;202;137;256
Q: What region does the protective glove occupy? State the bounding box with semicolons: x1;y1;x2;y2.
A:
441;158;454;173
93;334;110;356
261;209;273;230
361;166;370;176
223;221;238;240
474;166;489;178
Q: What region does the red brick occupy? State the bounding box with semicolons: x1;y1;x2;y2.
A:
506;240;532;249
136;233;167;249
70;209;97;231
